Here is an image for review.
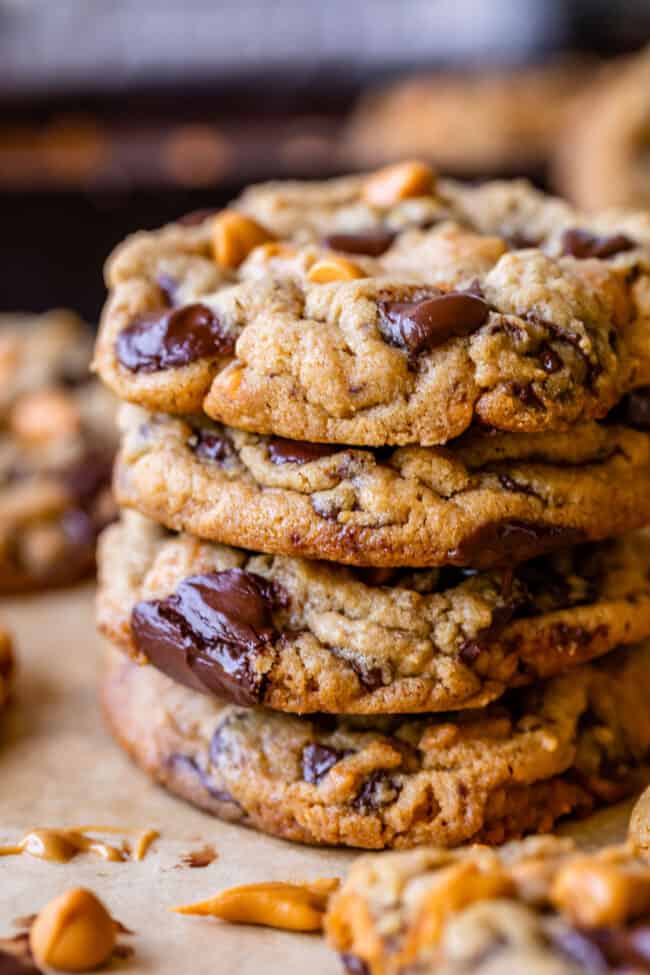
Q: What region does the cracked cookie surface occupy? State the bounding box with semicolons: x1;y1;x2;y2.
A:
115;403;650;568
0;311;117;591
95;168;650;446
102;640;650;849
326;836;650;974
98;512;650;715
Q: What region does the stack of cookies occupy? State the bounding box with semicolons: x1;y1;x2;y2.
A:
94;161;650;849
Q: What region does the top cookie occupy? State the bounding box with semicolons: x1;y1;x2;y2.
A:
95;165;650;446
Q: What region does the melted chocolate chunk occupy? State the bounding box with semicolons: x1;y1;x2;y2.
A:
188;428;234;463
131;569;285;706
561;228;636;260
322;229;396;257
340;955;370;975
553;922;650;972
610;388;650;430
459;601;520;664
167;753;239;805
538;343;563;374
378;291;489;356
116;303;234;373
62;449;114;506
302;743;348;784
268;437;341;465
447;521;586;569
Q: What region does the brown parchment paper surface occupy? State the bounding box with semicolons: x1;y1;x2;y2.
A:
0;584;636;974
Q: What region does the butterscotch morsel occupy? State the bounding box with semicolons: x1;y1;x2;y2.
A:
29;887;116;972
361;160;435;207
9;389;80;443
211;211;275;268
172;878;339;932
307;256;365;282
550;857;650;927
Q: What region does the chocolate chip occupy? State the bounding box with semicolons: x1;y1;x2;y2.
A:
378;291;489;355
188;428;234;463
131;569;286;706
167;753;239;805
459;601;519;664
322;230;396;257
511;382;544;409
353;567;398;587
353;770;401;812
62;449;114;507
552;922;650;972
447;522;586;569
116;303;234;373
267;438;341;465
560;227;636;260
538;343;563;374
301;743;348;784
340;955;370;975
506;232;540;250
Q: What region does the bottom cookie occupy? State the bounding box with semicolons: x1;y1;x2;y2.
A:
326;836;650;974
0;627;13;711
101;641;650;850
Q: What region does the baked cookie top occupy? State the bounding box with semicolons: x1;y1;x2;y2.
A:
98;511;650;714
326;836;650;974
0;311;117;591
102;639;650;849
115;403;650;568
95;165;650;446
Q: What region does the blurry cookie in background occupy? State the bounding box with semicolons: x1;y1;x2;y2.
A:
0;625;14;710
630;785;650;855
344;60;593;179
554;47;650;211
0;310;117;592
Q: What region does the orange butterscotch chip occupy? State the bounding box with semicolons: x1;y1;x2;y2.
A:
212;211;275;268
308;256;365;283
361;161;435;207
551;858;650;928
10;388;80;443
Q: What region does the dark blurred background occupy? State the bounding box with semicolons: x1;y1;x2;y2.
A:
1;0;650;320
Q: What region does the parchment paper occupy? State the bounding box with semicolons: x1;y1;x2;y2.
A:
0;584;635;973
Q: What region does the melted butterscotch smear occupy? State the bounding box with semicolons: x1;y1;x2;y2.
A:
0;826;159;864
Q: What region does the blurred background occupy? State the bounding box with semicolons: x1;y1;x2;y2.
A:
2;0;650;321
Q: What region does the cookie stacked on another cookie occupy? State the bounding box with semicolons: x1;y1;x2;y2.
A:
95;162;650;848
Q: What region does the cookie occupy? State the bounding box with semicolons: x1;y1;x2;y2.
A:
0;626;14;712
94;167;650;446
0;311;117;592
101;640;650;850
555;48;650;211
345;61;592;176
326;836;650;974
98;511;650;715
115;403;650;568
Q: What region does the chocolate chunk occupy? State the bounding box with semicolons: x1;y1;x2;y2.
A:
552;923;650;972
62;449;114;507
340;955;370;975
378;291;489;356
0;950;42;975
354;567;398;587
167;753;239;805
353;770;401;812
459;601;520;664
116;303;234;373
538;343;563;374
611;388;650;430
322;230;396;257
560;227;636;260
131;569;286;706
506;232;540;250
511;382;544;409
447;522;586;569
188;428;234;463
268;437;341;465
301;743;347;784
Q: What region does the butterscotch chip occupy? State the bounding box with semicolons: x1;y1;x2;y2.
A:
29;888;116;972
10;389;80;443
96;171;650;447
211;211;274;268
361;161;435;206
307;256;365;282
325;837;650;974
101;638;650;850
98;510;650;716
